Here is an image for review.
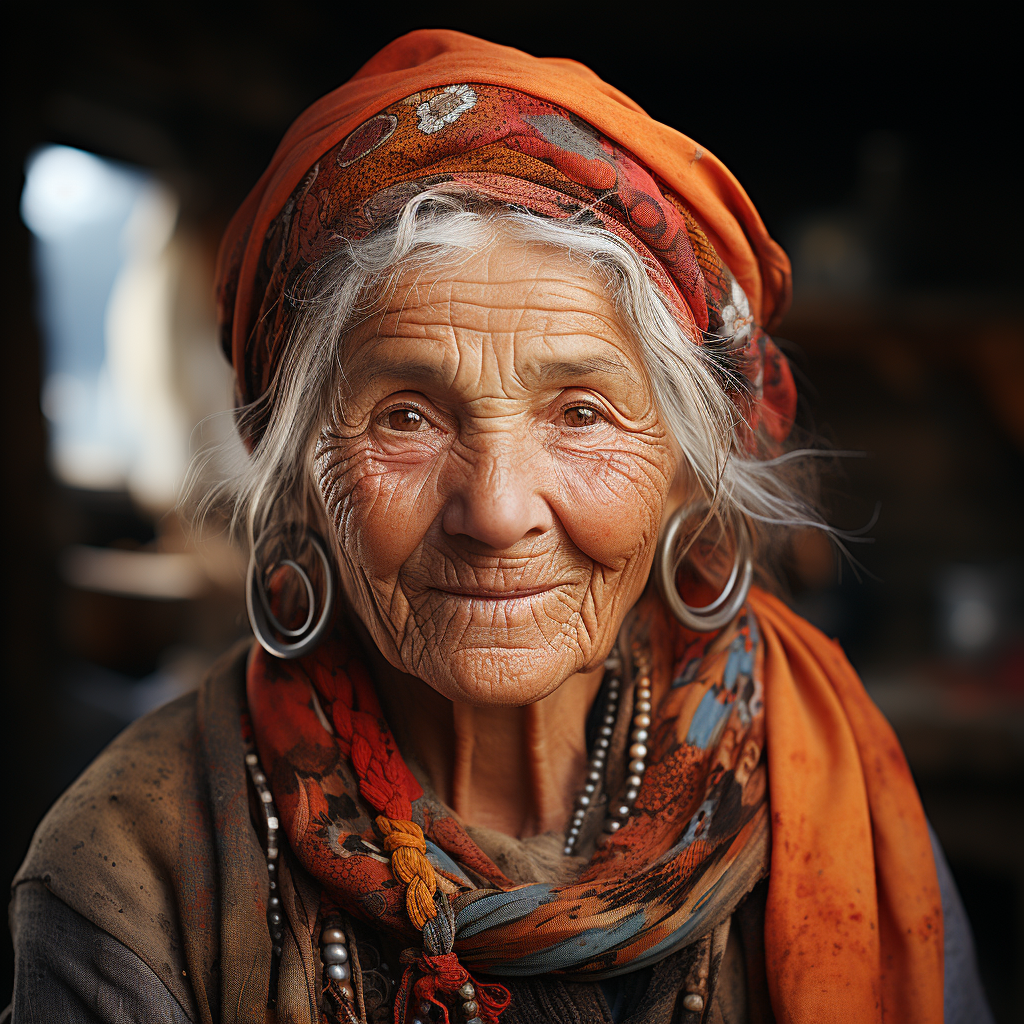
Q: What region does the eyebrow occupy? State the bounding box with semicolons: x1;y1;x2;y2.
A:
530;357;635;383
345;358;452;390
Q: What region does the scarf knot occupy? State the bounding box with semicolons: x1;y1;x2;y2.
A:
398;950;510;1024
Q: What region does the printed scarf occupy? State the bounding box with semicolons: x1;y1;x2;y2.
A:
247;587;944;1023
248;594;771;1020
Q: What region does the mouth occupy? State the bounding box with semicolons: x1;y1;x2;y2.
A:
434;584;558;601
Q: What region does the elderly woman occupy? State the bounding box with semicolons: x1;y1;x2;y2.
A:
9;29;991;1024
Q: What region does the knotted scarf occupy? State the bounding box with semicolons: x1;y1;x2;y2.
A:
215;31;796;445
247;588;943;1023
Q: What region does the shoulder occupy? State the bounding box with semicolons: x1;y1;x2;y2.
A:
8;880;192;1023
928;827;996;1024
14;680;204;899
13;646;241;890
11;641;252;1020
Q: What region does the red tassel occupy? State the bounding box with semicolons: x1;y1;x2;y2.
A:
474;978;511;1020
395;950;510;1024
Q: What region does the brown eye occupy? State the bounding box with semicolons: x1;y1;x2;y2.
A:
563;406;599;428
387;408;424;431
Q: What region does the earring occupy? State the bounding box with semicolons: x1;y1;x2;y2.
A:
246;529;335;659
655;504;752;632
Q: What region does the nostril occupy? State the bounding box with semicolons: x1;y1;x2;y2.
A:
442;497;527;548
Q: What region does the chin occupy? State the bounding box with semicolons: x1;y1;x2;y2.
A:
421;644;583;707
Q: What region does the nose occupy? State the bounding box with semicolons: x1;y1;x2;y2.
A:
441;443;553;549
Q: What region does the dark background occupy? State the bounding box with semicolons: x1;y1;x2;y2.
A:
3;1;1022;1017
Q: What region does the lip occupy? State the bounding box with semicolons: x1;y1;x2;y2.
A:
435;585;557;600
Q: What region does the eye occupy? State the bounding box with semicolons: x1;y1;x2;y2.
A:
386;408;425;431
563;405;601;428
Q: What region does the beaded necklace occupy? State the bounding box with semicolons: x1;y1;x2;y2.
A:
563;642;652;855
244;750;284;1002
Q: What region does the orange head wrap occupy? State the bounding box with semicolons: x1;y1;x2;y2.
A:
215;29;796;442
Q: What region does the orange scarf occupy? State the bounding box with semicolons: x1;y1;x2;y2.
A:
752;589;942;1021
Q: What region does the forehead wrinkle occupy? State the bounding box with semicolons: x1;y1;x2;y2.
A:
347;325;643;401
380;263;617;330
438;289;607;316
345;260;642;399
401;265;612;314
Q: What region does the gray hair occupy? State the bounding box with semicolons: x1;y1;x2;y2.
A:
192;187;829;576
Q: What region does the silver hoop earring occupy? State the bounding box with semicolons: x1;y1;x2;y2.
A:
246;530;335;659
655;505;752;632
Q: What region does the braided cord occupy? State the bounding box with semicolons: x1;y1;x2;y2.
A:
316;654;439;928
376;816;438;929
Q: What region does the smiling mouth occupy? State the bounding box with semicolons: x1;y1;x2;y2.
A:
435;585;558;600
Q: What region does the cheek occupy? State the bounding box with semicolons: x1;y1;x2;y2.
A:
551;438;676;570
315;439;442;581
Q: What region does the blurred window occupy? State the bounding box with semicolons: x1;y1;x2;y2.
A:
21;144;181;501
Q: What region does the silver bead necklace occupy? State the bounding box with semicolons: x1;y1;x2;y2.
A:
319;912;358;1019
563;646;652;856
244;752;285;965
246;748;361;1019
410;980;481;1024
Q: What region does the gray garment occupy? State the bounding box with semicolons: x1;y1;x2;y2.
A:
6;830;994;1024
5;881;190;1024
929;826;995;1024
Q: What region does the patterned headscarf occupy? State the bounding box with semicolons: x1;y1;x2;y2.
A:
215;31;796;443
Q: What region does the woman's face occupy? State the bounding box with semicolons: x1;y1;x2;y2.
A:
315;240;681;706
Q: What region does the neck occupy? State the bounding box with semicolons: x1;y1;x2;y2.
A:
357;629;604;838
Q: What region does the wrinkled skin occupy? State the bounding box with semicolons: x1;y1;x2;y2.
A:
313;239;682;834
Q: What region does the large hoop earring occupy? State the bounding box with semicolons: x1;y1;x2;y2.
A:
246;529;335;660
655;504;753;632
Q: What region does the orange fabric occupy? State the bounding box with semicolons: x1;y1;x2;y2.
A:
215;28;791;386
749;588;944;1023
